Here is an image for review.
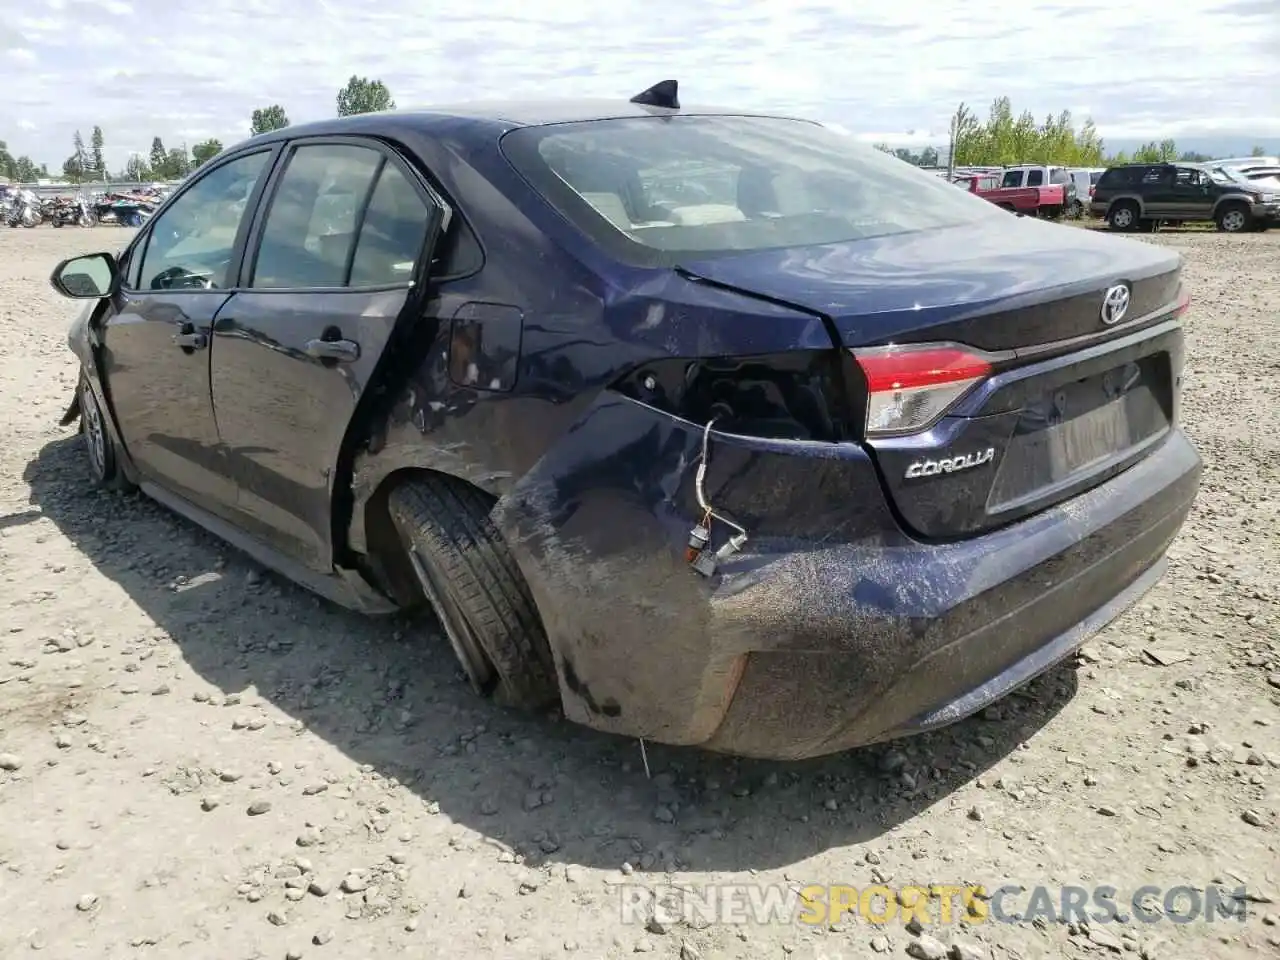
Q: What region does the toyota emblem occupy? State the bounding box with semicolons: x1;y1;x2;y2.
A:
1100;284;1131;326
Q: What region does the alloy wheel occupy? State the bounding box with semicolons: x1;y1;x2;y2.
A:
81;381;107;480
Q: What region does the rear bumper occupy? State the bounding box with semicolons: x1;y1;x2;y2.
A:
495;396;1201;761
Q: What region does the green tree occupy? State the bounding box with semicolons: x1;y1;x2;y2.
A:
70;129;90;180
0;139;15;180
948;101;981;171
125;154;150;182
336;75;395;116
90;126;106;180
191;138;223;168
149;137;167;177
1158;138;1178;162
165;145;190;179
13;156;38;182
61;155;85;183
250;105;290;136
1250;145;1266;157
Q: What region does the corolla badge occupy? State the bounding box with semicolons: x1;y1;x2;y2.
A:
904;447;996;479
1100;283;1131;326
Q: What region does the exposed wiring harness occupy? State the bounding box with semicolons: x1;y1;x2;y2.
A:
686;417;749;576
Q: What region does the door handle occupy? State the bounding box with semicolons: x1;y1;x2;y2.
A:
173;330;207;350
304;338;360;363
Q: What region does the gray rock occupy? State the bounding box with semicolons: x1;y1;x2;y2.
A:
906;934;947;960
0;753;22;771
340;874;368;894
1088;928;1124;952
949;938;986;960
246;800;272;816
870;935;890;952
75;893;99;912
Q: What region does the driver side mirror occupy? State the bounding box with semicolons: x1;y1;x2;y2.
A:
50;252;120;300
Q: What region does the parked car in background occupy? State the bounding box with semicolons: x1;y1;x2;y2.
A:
1067;167;1106;216
47;82;1201;760
998;165;1078;218
1230;165;1280;186
1213;155;1279;170
953;171;1070;217
1091;162;1278;232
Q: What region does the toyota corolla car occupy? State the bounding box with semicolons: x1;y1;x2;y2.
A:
49;81;1201;760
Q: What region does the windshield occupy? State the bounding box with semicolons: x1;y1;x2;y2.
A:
501;115;1004;265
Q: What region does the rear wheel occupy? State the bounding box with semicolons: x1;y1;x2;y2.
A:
1216;203;1252;233
1107;202;1139;231
388;475;559;709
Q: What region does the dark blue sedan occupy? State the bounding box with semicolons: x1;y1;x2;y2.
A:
49;81;1200;759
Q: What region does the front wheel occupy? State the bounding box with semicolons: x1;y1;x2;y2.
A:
77;373;132;491
388;475;559;709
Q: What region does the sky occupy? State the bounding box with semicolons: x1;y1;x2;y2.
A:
2;0;1278;171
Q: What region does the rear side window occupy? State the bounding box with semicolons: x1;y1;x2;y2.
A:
1141;167;1170;185
349;163;429;286
1001;170;1023;188
501;115;1003;266
251;144;383;289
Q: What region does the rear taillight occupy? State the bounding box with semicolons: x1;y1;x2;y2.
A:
852;343;993;437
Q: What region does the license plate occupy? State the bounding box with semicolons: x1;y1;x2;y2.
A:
1044;397;1134;479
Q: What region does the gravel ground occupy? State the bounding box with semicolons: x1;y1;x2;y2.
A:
1;226;1277;960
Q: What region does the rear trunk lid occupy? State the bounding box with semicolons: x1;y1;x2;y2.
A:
679;219;1187;540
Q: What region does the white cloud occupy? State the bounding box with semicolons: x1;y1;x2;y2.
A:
0;0;1276;169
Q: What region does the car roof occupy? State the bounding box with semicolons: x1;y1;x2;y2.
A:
240;98;804;147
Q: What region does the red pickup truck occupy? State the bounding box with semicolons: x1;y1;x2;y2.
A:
953;173;1071;218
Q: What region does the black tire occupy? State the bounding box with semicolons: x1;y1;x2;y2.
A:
78;372;133;491
388;475;559;709
1107;201;1140;231
1215;202;1252;233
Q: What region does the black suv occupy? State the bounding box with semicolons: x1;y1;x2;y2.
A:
1090;162;1278;233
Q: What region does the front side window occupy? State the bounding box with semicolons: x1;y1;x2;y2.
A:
1026;169;1045;186
1049;168;1068;184
502;115;1004;265
136;150;270;290
251;144;384;289
1001;170;1023;188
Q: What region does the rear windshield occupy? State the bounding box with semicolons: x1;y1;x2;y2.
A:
501;115;1002;266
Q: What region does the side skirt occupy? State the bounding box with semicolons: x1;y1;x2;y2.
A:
139;481;400;616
